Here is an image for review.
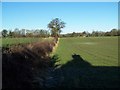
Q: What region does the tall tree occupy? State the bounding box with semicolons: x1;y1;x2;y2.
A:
48;18;66;37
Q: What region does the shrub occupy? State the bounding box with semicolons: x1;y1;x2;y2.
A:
2;38;56;88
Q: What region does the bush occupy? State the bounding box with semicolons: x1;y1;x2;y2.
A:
2;39;56;88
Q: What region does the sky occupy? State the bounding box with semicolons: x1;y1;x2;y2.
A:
0;2;2;31
1;2;118;34
1;0;120;2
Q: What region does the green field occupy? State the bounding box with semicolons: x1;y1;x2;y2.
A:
54;37;118;66
52;37;119;87
2;37;42;47
2;36;118;66
2;36;119;87
1;37;45;47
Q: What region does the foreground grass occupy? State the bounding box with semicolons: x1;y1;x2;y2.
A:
55;37;118;66
52;36;119;88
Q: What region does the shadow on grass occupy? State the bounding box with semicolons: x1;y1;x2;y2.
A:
2;45;120;89
53;54;120;88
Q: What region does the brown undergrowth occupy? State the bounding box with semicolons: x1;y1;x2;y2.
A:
2;37;58;88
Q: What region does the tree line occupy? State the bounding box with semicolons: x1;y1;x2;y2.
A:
60;29;120;37
1;18;66;38
2;28;50;37
1;18;119;38
1;29;50;38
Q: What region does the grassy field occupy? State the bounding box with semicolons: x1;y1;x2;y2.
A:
2;37;42;47
54;37;118;66
52;36;119;87
2;36;118;66
1;37;51;47
1;36;119;88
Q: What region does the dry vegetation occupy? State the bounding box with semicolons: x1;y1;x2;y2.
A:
2;37;58;88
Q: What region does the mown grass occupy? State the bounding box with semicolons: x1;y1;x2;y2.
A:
52;36;119;88
2;37;47;47
54;36;118;66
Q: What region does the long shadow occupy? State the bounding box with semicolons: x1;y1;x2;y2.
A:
2;44;120;89
53;54;120;88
